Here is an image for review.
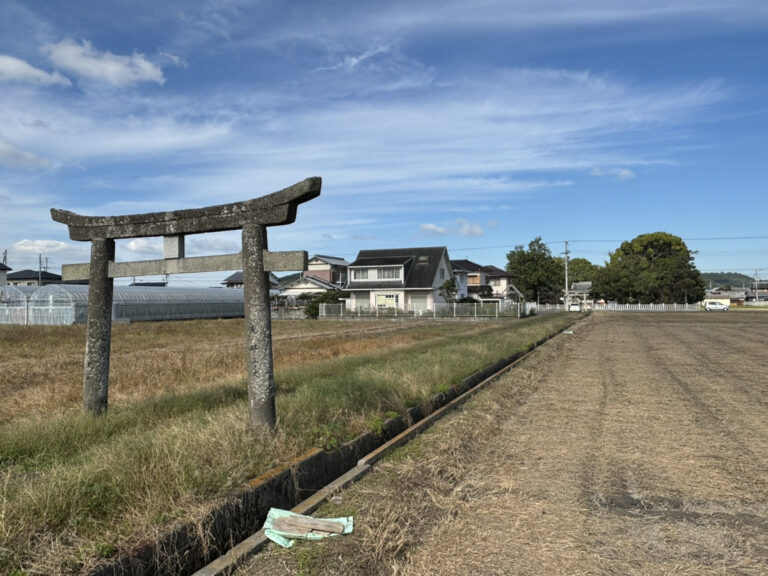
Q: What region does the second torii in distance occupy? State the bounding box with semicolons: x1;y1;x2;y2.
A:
52;177;322;432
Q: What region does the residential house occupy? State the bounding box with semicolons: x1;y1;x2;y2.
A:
450;260;522;302
222;271;280;291
450;260;472;299
0;263;9;287
705;287;747;307
482;265;518;300
747;280;768;303
281;275;341;298
451;259;488;299
273;254;348;300
346;247;453;311
305;255;348;286
6;269;62;287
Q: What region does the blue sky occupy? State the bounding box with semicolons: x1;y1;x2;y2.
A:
1;0;766;286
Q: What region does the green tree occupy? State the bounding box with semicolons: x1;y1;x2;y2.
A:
505;237;564;304
591;232;705;304
438;278;458;302
568;257;601;283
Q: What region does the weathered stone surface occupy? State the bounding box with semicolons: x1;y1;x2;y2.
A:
242;222;276;431
61;250;308;281
51;177;321;241
83;238;114;415
52;177;321;420
163;235;185;259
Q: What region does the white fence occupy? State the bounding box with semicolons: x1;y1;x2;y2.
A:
320;301;523;319
530;302;702;313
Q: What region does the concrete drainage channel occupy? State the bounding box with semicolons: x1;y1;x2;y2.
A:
88;322;576;576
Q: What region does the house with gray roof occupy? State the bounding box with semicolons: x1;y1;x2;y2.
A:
305;254;348;286
6;269;62;287
346;246;453;311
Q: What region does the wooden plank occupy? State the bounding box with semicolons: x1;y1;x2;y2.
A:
272;516;344;535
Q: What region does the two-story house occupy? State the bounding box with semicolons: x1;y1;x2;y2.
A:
279;254;349;298
346;247;453;311
305;255;348;285
450;260;522;302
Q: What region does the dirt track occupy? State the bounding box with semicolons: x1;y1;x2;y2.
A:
241;312;768;576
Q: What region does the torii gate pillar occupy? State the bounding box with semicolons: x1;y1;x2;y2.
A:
242;222;276;430
52;177;321;431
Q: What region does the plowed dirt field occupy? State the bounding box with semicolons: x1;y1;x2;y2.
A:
241;312;768;576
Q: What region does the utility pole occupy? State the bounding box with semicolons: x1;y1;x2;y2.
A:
38;254;42;286
2;249;6;266
564;241;570;310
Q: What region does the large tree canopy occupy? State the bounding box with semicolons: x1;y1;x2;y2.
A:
568;257;601;284
506;237;564;304
591;232;705;304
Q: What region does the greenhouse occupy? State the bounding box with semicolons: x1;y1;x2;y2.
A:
0;285;37;325
7;285;246;326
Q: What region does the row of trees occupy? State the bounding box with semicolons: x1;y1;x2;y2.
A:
506;232;705;304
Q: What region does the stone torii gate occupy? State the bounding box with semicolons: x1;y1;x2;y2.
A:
51;177;321;431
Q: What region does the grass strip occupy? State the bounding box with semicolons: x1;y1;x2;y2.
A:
0;314;573;574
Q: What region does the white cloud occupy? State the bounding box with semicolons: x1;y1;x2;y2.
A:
124;238;162;255
44;39;164;87
591;167;637;180
456;219;484;237
0;139;50;170
13;239;73;253
186;234;240;255
420;219;484;237
420;223;448;235
0;54;71;86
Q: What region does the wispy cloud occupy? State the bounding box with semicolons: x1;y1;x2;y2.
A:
591;167;637;180
0;139;50;170
124;238;162;255
0;54;71;86
12;239;73;253
420;223;448;236
43;39;165;87
420;219;484;237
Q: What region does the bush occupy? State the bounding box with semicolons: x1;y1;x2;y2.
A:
304;290;350;319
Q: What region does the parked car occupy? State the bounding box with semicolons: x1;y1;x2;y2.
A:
705;301;729;312
568;302;581;312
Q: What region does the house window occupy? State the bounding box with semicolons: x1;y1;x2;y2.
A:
377;267;398;279
439;268;445;280
353;269;368;280
490;278;500;286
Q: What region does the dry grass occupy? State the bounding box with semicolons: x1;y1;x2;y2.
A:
241;312;768;576
0;314;576;574
0;319;487;424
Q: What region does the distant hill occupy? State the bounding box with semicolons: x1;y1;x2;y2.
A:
701;272;753;289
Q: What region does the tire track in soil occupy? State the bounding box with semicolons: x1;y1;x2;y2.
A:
571;315;768;576
239;313;768;576
634;317;768;493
